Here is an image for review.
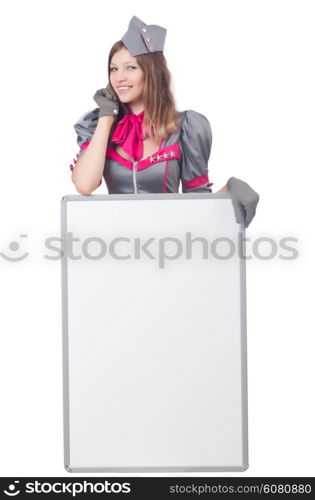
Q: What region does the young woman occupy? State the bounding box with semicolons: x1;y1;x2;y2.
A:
70;16;259;227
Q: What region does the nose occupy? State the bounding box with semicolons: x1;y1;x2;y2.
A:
113;69;128;83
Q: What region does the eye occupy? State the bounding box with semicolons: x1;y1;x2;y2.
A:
110;67;117;72
127;65;137;70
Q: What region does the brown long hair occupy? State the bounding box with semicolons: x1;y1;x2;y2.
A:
107;41;181;140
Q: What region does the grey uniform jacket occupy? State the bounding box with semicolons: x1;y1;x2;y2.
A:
70;108;213;194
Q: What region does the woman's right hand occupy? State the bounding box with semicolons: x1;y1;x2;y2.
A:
93;84;120;117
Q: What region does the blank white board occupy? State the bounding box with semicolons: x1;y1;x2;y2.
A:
60;193;248;472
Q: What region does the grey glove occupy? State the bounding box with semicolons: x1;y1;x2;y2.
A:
226;177;260;228
93;84;120;117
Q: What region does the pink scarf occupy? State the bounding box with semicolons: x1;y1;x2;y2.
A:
111;107;145;161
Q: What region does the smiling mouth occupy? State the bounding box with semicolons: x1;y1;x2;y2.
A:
117;86;133;93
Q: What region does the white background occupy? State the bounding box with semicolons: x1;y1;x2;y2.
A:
0;0;314;477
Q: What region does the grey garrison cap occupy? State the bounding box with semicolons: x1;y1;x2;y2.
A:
121;16;167;56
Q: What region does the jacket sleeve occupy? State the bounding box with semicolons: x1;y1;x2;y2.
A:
179;110;213;193
69;108;100;172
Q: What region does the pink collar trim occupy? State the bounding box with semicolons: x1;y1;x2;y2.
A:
106;142;181;171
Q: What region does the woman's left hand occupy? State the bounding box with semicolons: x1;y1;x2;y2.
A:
226;177;260;228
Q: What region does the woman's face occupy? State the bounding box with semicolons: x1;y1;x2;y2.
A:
110;48;144;106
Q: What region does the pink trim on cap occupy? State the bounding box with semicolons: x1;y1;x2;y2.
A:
182;175;214;191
